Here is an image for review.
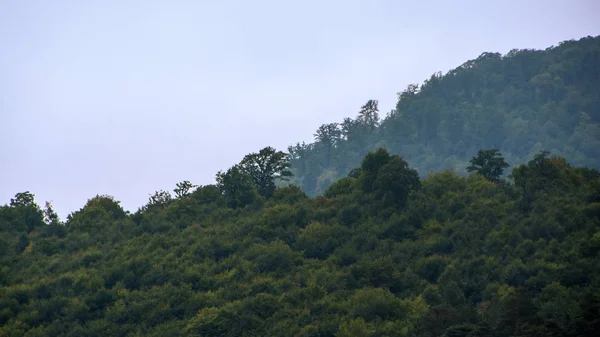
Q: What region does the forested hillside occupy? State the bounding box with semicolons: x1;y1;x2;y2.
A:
1;146;600;336
288;35;600;196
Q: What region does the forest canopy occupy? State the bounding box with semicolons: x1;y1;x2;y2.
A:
1;146;600;336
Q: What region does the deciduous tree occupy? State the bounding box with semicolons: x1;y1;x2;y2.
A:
174;181;197;198
467;149;510;182
216;165;258;208
239;147;293;197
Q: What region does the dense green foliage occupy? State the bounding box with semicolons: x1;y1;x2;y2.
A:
1;146;600;336
288;35;600;196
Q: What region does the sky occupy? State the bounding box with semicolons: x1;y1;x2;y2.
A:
1;0;599;218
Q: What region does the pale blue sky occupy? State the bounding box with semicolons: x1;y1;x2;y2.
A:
1;0;599;217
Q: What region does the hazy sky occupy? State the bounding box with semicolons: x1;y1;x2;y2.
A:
1;0;599;217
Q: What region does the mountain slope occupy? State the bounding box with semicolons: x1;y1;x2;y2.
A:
289;35;600;196
1;149;599;336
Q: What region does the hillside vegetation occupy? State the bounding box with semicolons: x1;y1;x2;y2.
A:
1;146;600;336
288;35;600;196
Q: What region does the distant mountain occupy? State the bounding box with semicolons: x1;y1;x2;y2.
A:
288;35;600;196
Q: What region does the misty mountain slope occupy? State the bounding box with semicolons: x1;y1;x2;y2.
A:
288;35;600;196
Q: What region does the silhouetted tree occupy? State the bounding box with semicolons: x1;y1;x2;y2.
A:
43;201;60;225
240;147;293;197
10;191;35;208
467;149;510;182
174;181;197;198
